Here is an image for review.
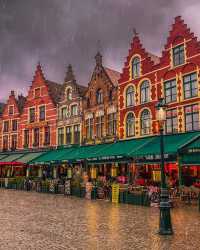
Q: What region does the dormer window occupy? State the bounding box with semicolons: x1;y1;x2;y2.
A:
66;87;72;101
96;89;103;104
8;105;14;115
132;56;140;79
173;44;185;66
34;88;41;98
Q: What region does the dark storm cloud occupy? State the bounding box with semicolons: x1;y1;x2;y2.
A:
0;0;199;101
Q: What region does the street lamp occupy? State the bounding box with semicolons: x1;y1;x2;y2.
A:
156;98;173;235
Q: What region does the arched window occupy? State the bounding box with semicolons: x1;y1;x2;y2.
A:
132;57;140;78
96;89;103;104
140;80;150;104
66;87;72;101
126;86;135;107
126;113;135;137
141;109;151;135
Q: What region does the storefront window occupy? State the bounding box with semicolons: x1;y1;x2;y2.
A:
164;79;177;103
126;113;135;137
166;109;178;134
44;126;50;145
58;127;64;145
3;121;9;132
140;80;150;104
184;104;199;131
74;125;80;144
11;134;17;150
29;107;35;123
126;86;134;107
96;116;104;138
141;109;151;135
183;72;198;99
66;126;72;144
3;135;8;151
107;113;117;136
86;118;93;140
33;128;39;147
132;57;140;78
12;120;18;131
24;129;29;147
173;44;185;66
39;106;45;121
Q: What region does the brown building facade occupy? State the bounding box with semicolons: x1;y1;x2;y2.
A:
82;52;120;144
57;65;86;146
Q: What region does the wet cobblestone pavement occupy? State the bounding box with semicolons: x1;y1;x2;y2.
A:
0;190;199;250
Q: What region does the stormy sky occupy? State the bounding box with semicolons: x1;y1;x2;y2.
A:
0;0;199;101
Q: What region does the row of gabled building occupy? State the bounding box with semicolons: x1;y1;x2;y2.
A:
0;16;200;152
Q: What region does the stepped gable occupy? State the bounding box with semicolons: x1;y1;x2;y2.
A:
119;33;160;84
160;16;200;65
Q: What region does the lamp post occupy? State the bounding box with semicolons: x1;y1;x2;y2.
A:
156;98;173;235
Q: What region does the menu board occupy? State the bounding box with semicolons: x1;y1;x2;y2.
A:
64;180;71;195
112;183;119;203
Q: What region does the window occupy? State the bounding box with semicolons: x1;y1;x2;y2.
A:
126;113;135;137
33;128;40;147
126;86;135;107
39;106;45;121
74;125;80;144
24;129;29;147
11;134;17;150
140;80;150;104
12;120;18;132
107;113;117;136
29;107;35;123
66;88;72;101
44;127;50;145
3;121;9;133
164;79;177;103
185;104;199;132
9;106;14;115
86;118;93;140
71;104;78;116
96;116;104;138
58;128;64;146
141;109;151;135
66;126;72;144
60;107;67;120
166;109;178;134
34;88;41;98
96;89;103;104
3;136;8;151
132;57;140;78
173;44;185;66
183;73;198;99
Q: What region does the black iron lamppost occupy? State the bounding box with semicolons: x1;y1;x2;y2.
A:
156;98;173;235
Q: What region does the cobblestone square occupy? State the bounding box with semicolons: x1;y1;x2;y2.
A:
0;190;199;250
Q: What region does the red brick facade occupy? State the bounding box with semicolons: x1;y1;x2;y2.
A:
119;16;200;139
0;91;25;150
18;63;62;149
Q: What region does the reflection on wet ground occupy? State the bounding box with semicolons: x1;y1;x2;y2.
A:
0;189;199;250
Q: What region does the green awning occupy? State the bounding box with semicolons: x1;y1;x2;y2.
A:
86;137;155;161
180;153;200;165
16;152;46;164
30;131;200;165
0;154;8;160
1;153;25;163
129;131;200;157
30;147;77;164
